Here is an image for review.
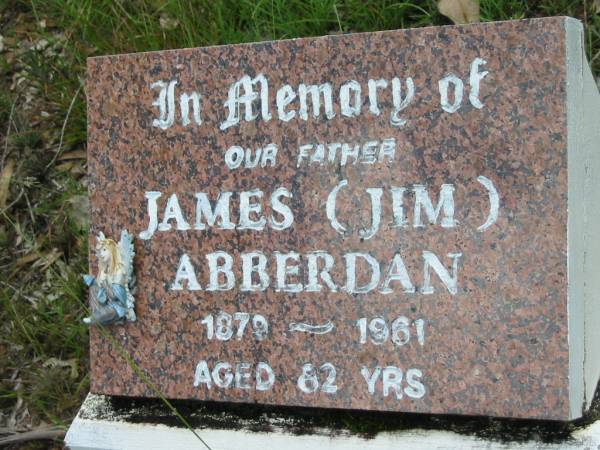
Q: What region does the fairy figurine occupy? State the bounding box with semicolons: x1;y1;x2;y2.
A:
82;230;136;326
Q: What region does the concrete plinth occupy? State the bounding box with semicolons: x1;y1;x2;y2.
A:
65;393;600;450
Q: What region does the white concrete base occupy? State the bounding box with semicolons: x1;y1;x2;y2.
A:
65;393;600;450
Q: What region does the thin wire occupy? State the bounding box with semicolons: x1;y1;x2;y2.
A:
86;306;213;450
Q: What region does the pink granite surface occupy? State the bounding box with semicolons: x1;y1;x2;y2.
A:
86;17;571;419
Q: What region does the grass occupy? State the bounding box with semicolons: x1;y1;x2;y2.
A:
1;1;599;448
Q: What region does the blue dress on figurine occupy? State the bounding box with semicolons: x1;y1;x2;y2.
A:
83;231;136;326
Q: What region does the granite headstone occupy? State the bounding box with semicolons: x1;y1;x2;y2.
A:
86;17;600;420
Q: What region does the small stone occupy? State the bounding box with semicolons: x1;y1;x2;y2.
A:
159;14;179;31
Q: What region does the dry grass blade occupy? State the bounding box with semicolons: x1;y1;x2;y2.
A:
15;252;41;267
57;150;86;161
0;160;14;209
1;95;18;171
0;427;65;445
15;249;63;269
43;357;79;379
438;0;479;24
45;83;83;170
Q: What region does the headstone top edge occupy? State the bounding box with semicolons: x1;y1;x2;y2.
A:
85;15;573;66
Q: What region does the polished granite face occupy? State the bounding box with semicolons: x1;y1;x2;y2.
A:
87;17;573;419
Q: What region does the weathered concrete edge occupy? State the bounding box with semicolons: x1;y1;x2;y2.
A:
566;16;600;419
64;394;600;450
577;21;600;415
566;15;586;421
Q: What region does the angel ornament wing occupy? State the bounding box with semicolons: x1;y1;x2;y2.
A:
82;230;137;326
